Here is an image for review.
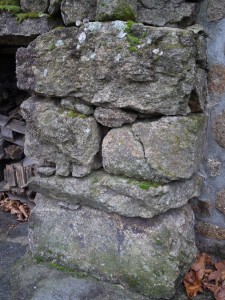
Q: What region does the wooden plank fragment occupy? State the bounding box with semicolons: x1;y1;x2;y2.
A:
15;164;26;188
4;164;17;187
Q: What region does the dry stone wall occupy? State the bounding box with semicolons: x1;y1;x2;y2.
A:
0;0;210;299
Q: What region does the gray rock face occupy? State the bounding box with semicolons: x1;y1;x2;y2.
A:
137;0;199;27
16;22;203;116
21;97;101;175
102;114;205;182
20;0;49;13
94;107;137;127
0;11;60;45
61;98;94;115
10;255;149;300
48;0;61;16
61;0;97;25
207;0;225;22
29;193;197;299
96;0;137;21
29;170;202;218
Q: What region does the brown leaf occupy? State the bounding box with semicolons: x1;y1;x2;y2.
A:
18;205;29;219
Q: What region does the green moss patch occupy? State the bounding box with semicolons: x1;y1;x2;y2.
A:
0;5;21;13
16;12;46;23
0;0;19;5
67;110;87;119
125;20;141;53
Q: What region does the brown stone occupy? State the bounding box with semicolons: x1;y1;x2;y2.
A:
190;198;213;216
207;0;225;22
213;111;225;148
208;64;225;94
216;189;225;215
196;222;225;241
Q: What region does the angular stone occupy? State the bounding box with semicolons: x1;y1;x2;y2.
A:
36;167;56;176
213;111;225;149
48;0;61;16
207;158;221;177
0;11;60;46
190;198;213;217
29;170;201;218
29;193;197;299
56;161;71;177
10;255;149;300
61;0;97;25
216;189;225;215
196;222;225;241
207;0;225;22
72;164;92;178
17;22;200;116
94;107;137;127
96;0;137;21
61;98;94;115
102;115;205;182
20;0;49;13
21;96;101;170
137;0;199;27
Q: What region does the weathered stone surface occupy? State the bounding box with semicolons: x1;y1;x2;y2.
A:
102;115;205;182
29;170;201;218
216;189;225;215
48;0;61;16
29;193;197;299
207;158;221;177
21;97;101;174
190;198;213;217
61;98;94;115
196;222;225;241
207;0;225;22
17;22;202;116
36;167;56;176
20;0;49;13
94;107;137;127
0;11;60;45
61;0;97;25
137;0;199;27
10;255;149;300
96;0;137;21
213;111;225;149
208;64;225;95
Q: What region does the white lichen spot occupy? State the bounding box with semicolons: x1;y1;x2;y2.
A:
87;22;102;32
113;20;125;31
81;56;90;62
62;56;66;62
114;53;122;62
43;68;48;77
152;48;160;55
147;38;152;45
90;52;96;60
76;44;81;50
159;51;163;56
78;32;86;44
85;128;91;134
55;40;64;47
117;31;126;39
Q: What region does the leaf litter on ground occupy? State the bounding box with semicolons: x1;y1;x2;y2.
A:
183;252;225;300
0;192;30;221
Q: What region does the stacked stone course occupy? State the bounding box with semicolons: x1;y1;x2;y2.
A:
0;0;210;299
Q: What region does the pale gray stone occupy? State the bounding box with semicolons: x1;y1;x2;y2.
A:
10;255;149;300
0;11;60;45
61;0;97;25
17;22;202;116
72;164;92;177
94;107;137;127
29;170;202;218
29;193;197;299
61;98;94;115
20;0;49;13
21;96;101;171
137;0;199;27
102;114;205;182
36;167;56;176
96;0;137;21
56;161;71;177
